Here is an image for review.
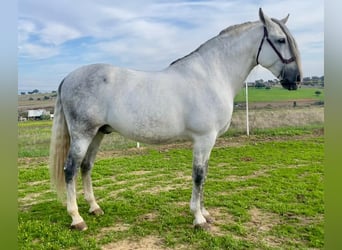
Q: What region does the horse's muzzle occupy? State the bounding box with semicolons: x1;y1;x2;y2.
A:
280;78;298;90
280;69;301;91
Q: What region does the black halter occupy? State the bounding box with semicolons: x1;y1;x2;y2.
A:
256;26;296;65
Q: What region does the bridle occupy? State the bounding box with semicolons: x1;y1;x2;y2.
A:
256;26;296;65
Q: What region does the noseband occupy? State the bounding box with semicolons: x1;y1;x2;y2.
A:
256;26;296;65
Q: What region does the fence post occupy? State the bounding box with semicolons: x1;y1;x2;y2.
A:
245;82;250;136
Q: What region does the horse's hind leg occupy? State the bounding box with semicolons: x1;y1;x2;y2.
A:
65;133;96;231
81;131;104;216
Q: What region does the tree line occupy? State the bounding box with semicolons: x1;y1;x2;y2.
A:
20;75;324;95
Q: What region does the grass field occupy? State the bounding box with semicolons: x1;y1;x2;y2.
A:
234;86;324;103
18;110;324;249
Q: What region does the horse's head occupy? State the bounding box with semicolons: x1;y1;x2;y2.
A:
256;8;302;90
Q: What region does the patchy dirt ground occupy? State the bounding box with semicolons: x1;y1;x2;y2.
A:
101;235;173;250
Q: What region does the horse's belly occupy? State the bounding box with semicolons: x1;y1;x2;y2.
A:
128;131;187;144
108;113;188;144
119;125;188;144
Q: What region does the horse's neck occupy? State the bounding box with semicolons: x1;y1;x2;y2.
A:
169;23;261;97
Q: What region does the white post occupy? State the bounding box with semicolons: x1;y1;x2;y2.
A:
137;142;140;148
245;81;250;136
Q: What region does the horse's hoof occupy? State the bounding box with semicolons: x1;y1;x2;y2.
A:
204;216;214;224
194;222;211;231
70;221;88;231
90;208;104;216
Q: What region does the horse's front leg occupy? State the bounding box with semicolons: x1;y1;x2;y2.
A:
190;160;208;226
190;134;216;228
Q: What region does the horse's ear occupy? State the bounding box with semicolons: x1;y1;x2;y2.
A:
259;8;272;27
280;14;290;24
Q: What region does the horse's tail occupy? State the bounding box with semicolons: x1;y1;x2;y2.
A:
49;81;70;202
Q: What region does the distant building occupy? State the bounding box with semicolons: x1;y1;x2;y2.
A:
27;109;51;120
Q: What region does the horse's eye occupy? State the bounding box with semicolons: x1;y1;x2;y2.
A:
278;38;286;44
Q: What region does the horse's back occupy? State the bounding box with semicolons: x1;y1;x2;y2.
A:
59;64;189;142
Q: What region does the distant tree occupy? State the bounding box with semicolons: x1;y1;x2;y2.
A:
315;90;322;97
28;89;39;94
302;77;312;86
20;92;26;95
44;96;50;100
29;97;34;101
40;114;51;120
255;80;266;88
320;76;324;87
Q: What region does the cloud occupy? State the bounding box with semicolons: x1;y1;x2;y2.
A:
18;18;80;59
39;22;81;46
19;44;60;60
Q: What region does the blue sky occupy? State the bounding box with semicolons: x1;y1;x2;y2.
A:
18;0;324;92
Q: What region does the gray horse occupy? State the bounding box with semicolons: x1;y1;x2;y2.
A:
50;8;302;231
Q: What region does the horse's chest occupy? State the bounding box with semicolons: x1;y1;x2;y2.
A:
212;97;234;135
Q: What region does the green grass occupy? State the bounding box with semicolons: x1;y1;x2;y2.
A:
234;86;324;103
18;121;52;157
18;125;324;249
224;124;323;138
18;120;138;158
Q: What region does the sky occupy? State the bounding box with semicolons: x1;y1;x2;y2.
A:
18;0;324;92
